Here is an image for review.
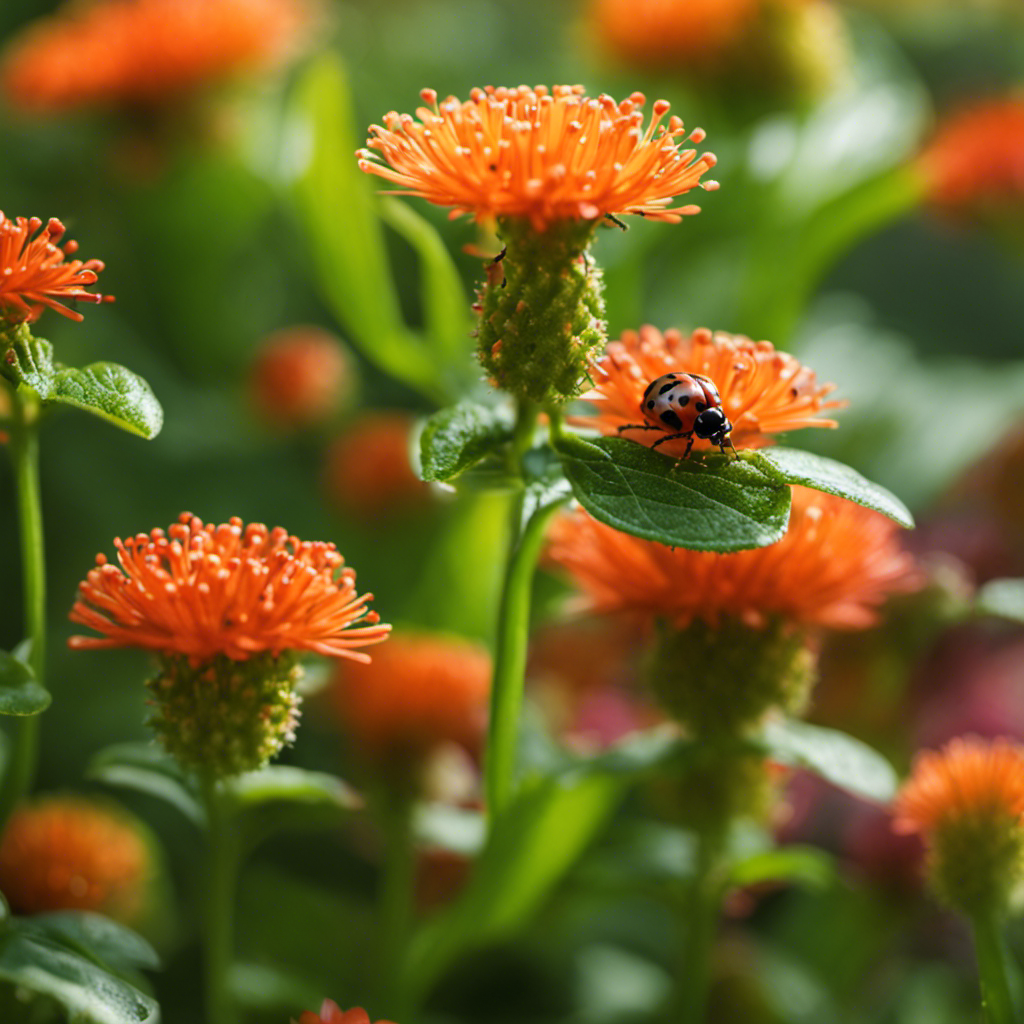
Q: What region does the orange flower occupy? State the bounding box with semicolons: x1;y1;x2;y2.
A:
0;213;110;324
918;98;1024;214
358;85;718;231
592;0;761;67
323;413;429;521
68;513;390;663
1;0;312;113
548;486;920;630
0;797;151;923
577;325;843;457
894;737;1024;837
328;633;491;764
250;326;354;429
297;1001;395;1024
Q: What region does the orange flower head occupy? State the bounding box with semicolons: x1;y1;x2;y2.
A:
328;632;491;768
593;0;761;68
918;98;1024;216
895;737;1024;837
68;513;390;663
358;85;719;231
548;486;920;631
0;797;151;923
0;213;111;324
2;0;313;113
297;1001;396;1024
324;413;429;522
250;326;354;430
893;736;1024;913
577;325;844;457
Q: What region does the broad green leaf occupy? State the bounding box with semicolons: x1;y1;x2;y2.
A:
414;803;485;856
229;962;324;1013
88;743;203;827
1;331;162;439
0;930;158;1024
0;648;50;716
727;846;835;891
406;771;625;1002
419;403;514;483
379;197;473;373
976;578;1024;624
22;913;159;973
753;447;913;527
581;726;694;778
230;766;361;812
288;53;442;401
759;718;898;802
556;434;791;552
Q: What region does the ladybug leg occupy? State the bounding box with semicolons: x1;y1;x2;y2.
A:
651;430;693;451
617;423;664;435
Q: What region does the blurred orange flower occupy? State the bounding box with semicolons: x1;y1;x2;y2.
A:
358;85;718;231
1;0;312;113
895;736;1024;837
918;98;1024;215
297;1001;395;1024
0;797;151;923
250;326;354;430
328;632;491;765
548;486;920;630
577;325;842;457
324;413;429;521
0;213;110;324
69;513;390;663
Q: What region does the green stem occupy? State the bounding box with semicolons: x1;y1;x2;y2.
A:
201;777;240;1024
483;400;547;821
0;384;44;832
678;830;724;1024
377;789;416;1015
970;911;1019;1024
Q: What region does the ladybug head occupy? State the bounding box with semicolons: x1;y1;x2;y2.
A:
693;406;731;441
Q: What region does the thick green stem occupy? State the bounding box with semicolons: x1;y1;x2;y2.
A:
484;401;550;821
0;385;44;832
377;790;416;1015
201;777;240;1024
970;911;1020;1024
678;830;724;1024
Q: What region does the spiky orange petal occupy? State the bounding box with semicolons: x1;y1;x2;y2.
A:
0;213;110;324
358;85;719;230
297;1000;395;1024
547;487;920;630
69;513;390;663
576;325;843;456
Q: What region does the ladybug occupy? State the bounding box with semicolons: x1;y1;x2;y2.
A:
617;371;736;459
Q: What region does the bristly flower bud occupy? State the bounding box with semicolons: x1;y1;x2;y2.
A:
647;616;817;739
147;652;302;777
476;218;606;405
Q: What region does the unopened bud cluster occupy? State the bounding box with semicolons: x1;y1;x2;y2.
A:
147;652;302;777
476;218;606;406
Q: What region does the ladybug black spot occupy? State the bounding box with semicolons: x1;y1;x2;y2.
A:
695;401;706;412
643;380;659;400
658;382;676;396
677;395;689;407
660;409;683;430
646;400;655;410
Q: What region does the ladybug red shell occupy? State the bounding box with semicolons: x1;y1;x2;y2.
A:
618;371;736;459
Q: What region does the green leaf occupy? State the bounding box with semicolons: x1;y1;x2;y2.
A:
406;771;625;1002
753;447;913;528
556;434;791;552
758;718;898;803
414;803;486;857
2;331;162;439
0;648;50;716
88;743;203;827
288;53;442;401
727;846;836;891
0;930;158;1023
379;197;473;373
976;578;1024;624
22;913;159;973
419;403;514;483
